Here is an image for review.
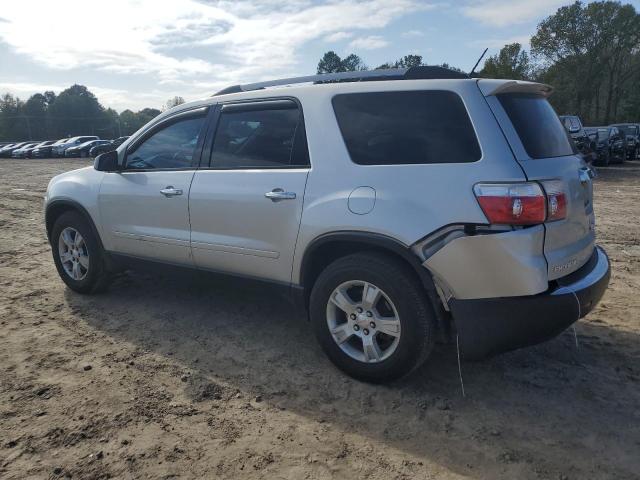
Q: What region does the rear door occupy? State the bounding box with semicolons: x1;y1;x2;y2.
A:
482;82;595;279
189;99;309;283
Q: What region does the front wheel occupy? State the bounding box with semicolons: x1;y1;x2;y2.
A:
51;211;111;293
310;252;436;383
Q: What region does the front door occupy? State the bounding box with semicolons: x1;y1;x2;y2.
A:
99;108;209;265
189;99;310;283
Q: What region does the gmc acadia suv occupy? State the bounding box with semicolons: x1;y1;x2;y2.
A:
44;67;610;382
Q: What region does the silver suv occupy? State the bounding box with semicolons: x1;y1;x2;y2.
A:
44;67;610;382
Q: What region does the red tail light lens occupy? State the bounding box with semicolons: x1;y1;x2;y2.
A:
473;183;546;225
541;180;567;221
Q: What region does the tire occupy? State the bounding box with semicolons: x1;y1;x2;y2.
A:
596;149;610;167
51;211;111;294
309;252;436;383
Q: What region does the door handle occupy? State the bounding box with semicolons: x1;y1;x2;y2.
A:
265;188;296;201
160;186;183;197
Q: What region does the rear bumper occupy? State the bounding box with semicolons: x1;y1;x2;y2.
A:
450;246;610;360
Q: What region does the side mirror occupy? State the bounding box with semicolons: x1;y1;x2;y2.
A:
94;150;119;172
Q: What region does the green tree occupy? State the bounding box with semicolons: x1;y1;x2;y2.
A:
480;43;532;80
47;84;106;137
22;93;49;140
164;96;186;110
317;51;366;73
532;1;640;123
376;54;425;69
118;108;161;135
0;94;24;141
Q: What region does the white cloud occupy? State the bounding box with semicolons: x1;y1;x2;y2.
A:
461;0;566;27
324;31;354;42
402;29;424;37
0;0;433;109
349;35;389;50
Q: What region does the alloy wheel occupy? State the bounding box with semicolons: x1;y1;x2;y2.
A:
326;280;401;363
58;227;89;281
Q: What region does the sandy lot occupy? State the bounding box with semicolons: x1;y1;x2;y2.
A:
0;158;638;480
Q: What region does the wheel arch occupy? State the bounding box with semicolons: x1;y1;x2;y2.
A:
45;199;104;250
297;231;450;337
299;231;436;300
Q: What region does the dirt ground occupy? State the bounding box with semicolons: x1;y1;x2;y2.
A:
0;158;638;480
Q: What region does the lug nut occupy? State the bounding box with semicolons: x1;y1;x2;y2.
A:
350;313;356;320
363;328;369;335
369;322;376;329
366;311;373;317
354;325;360;331
356;307;363;313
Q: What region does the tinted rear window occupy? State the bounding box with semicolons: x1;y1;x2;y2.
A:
332;91;481;165
498;94;575;159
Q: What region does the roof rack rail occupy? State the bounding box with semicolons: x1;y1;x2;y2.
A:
213;66;469;96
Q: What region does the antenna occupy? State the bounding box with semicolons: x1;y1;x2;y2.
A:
469;48;488;77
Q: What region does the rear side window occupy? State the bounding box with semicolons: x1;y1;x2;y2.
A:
210;102;309;169
498;94;575;159
332;91;481;165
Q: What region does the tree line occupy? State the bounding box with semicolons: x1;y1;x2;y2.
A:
1;1;637;142
318;1;639;125
0;85;185;142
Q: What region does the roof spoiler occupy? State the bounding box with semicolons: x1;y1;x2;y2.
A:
478;79;553;98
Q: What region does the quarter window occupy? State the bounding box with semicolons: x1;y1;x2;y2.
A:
210;103;308;168
332;91;481;165
498;94;575;159
125;114;206;170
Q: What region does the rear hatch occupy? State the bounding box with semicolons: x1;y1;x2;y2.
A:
480;80;596;280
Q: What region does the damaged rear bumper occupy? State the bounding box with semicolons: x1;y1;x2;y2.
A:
450;246;610;360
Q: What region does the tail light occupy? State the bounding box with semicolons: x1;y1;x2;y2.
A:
473;182;547;225
474;181;568;225
540;180;567;221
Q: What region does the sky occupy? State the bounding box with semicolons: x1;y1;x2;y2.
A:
1;0;639;112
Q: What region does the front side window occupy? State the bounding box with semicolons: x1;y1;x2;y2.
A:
210;103;308;169
126;115;205;170
332;90;481;165
498;93;575;159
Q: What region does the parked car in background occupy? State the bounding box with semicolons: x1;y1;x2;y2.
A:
11;142;41;158
610;123;640;160
89;136;130;157
32;138;70;158
65;139;112;158
0;143;16;155
0;142;30;158
21;140;57;158
559;115;597;163
585;126;626;166
51;136;99;157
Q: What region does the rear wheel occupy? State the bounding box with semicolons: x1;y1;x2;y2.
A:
310;252;436;383
51;211;111;293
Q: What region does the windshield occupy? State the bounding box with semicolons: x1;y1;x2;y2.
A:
498;94;576;159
